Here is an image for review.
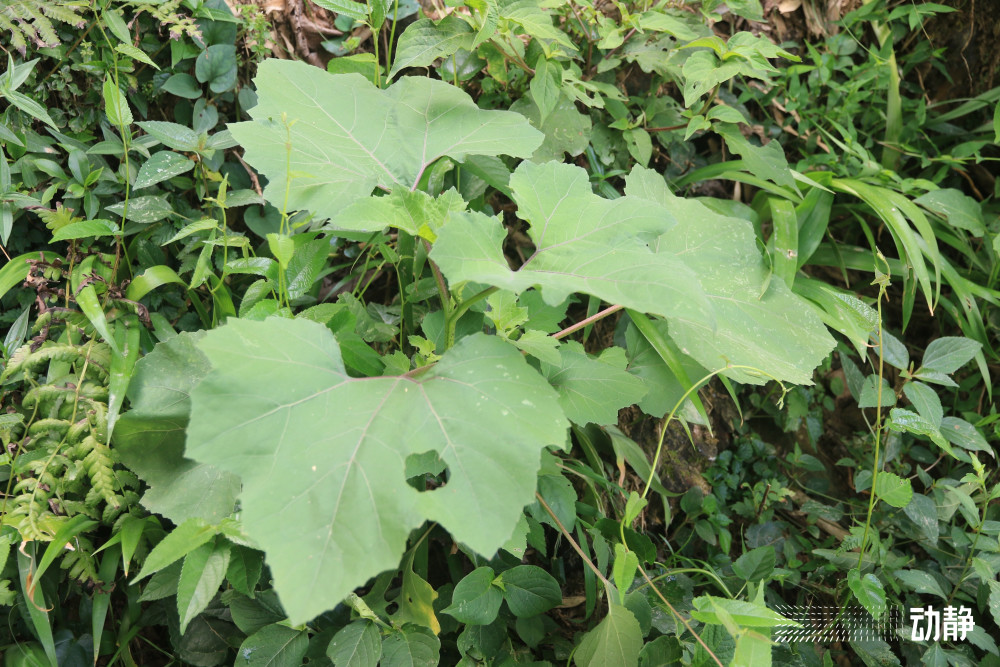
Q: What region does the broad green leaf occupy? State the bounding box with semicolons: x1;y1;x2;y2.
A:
902;381;942;426
920;336;981;374
622;316;708;422
871;329;909;371
333;189;467;242
715;124;794;189
888;408;952;455
500;565;562;618
847;569;886;619
510;96;591;162
732;629;772;667
134;151;195;190
574;603;642;667
895;570;946;599
612;543;639;604
195;44;237;93
625;166;835;385
185;318;567;623
238;624;309;667
681;50;741;107
858;375;895;409
539;342;647;426
903;493;939;543
388;15;475;80
161;73;202;98
432;161;712;325
639;636;683;666
690;596;793;627
114;331;240;524
134;518;217;582
103;79;132;127
230;59;541;223
873;472;912;508
117;43;159;69
392;558;440;634
442;567;502;625
312;0;367;21
50;219;119;241
381;625;440;667
940;416;993;455
226;545;264;597
530;56;562;124
136;121;201;152
177;539;231;633
733;546;775;583
106;195;173;223
914;189;985;236
327;621;381;667
513;329;561;365
499;0;575;48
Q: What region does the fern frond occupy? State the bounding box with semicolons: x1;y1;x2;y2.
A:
0;0;88;53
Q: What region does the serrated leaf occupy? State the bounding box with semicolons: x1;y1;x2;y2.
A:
539;341;646;426
858;375;895;408
690;596;793;627
117;43;159;70
442;567;502;625
625;166;835;385
873;472;912;508
103;79;132;127
903;381;942;426
134;151;195;190
574;603;642;667
327;621;381;667
512;329;561;365
888;408;952;455
500;565;562;617
921;337;981;375
847;569;886;619
134;518;217;582
178;540;230;633
51;219;119;241
230;59;541;224
388;15;475;79
114;332;240;524
185;318;567;624
432;161;712;327
238;624;309;667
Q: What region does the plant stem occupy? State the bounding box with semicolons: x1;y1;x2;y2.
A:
444;285;497;349
535;491;612;590
552;304;623;340
857;281;887;570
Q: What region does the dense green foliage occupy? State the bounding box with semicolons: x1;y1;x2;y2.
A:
1;0;999;665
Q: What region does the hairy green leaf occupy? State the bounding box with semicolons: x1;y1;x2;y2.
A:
185;318;567;623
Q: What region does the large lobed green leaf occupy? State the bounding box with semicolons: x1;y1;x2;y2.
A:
432;161;712;324
625;166;835;384
433;162;834;385
185;317;568;623
229;59;542;223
